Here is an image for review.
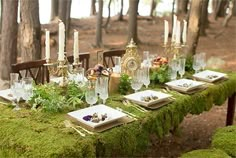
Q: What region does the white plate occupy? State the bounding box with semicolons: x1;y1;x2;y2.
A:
165;79;205;92
67;104;127;128
193;70;227;83
124;90;172;107
0;89;14;101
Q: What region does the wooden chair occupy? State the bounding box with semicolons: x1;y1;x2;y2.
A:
11;59;49;85
102;49;125;68
67;52;90;70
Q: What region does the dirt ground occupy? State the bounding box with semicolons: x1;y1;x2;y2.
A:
44;14;236;157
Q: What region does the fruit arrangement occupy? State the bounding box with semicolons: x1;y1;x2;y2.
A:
86;64;110;80
152;56;168;68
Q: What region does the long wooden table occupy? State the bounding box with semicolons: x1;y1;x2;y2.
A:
0;73;236;157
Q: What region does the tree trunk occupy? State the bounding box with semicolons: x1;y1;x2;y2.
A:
233;0;236;16
19;0;41;62
177;0;189;14
185;0;203;57
50;0;58;21
0;0;2;32
118;0;124;21
58;0;71;38
149;0;157;17
200;0;209;36
0;0;18;80
95;0;103;47
90;0;96;16
223;0;234;27
213;0;227;20
103;0;112;32
128;0;138;43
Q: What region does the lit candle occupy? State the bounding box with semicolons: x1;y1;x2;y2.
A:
182;20;187;44
175;20;181;44
171;14;177;42
45;29;50;60
58;21;65;61
164;20;169;44
73;30;79;61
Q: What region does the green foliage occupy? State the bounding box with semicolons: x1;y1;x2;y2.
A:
118;74;132;95
181;148;230;158
150;64;170;84
212;126;236;157
28;82;85;113
185;56;194;72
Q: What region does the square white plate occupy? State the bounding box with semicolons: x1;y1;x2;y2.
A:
193;70;227;83
124;90;172;107
165;79;205;92
0;89;14;101
67;104;127;128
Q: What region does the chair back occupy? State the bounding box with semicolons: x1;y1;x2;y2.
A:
11;59;49;84
102;49;125;68
67;52;90;70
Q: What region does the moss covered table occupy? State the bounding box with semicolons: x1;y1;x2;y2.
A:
0;73;236;157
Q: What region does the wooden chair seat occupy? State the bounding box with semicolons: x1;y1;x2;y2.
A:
102;49;125;68
67;52;90;70
11;59;49;85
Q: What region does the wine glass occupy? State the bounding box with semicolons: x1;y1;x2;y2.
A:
143;51;151;67
142;66;150;88
131;69;143;93
85;80;97;106
12;80;23;110
22;77;33;101
99;77;109;104
76;67;85;86
168;66;177;81
199;52;206;70
10;73;19;107
178;58;186;78
114;56;121;73
193;54;201;74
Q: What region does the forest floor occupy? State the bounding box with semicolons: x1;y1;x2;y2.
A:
44;14;236;157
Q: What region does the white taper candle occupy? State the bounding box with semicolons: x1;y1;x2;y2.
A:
45;30;50;60
182;20;187;44
58;21;65;61
164;20;169;44
171;14;177;42
175;20;181;44
73;30;79;61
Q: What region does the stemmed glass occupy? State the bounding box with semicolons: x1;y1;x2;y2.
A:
143;51;151;67
12;80;23;110
22;77;33;101
168;66;177;81
10;73;19;108
178;58;186;78
169;59;179;80
114;56;121;73
98;77;109;104
76;67;85;86
193;54;201;74
199;52;206;70
131;69;143;93
142;66;150;88
85;80;97;106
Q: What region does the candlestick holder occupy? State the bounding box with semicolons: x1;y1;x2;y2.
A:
162;42;187;60
44;53;82;87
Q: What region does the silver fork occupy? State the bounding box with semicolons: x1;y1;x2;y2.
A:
116;107;138;120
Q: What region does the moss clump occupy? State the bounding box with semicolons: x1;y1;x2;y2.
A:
212;125;236;157
181;148;230;158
